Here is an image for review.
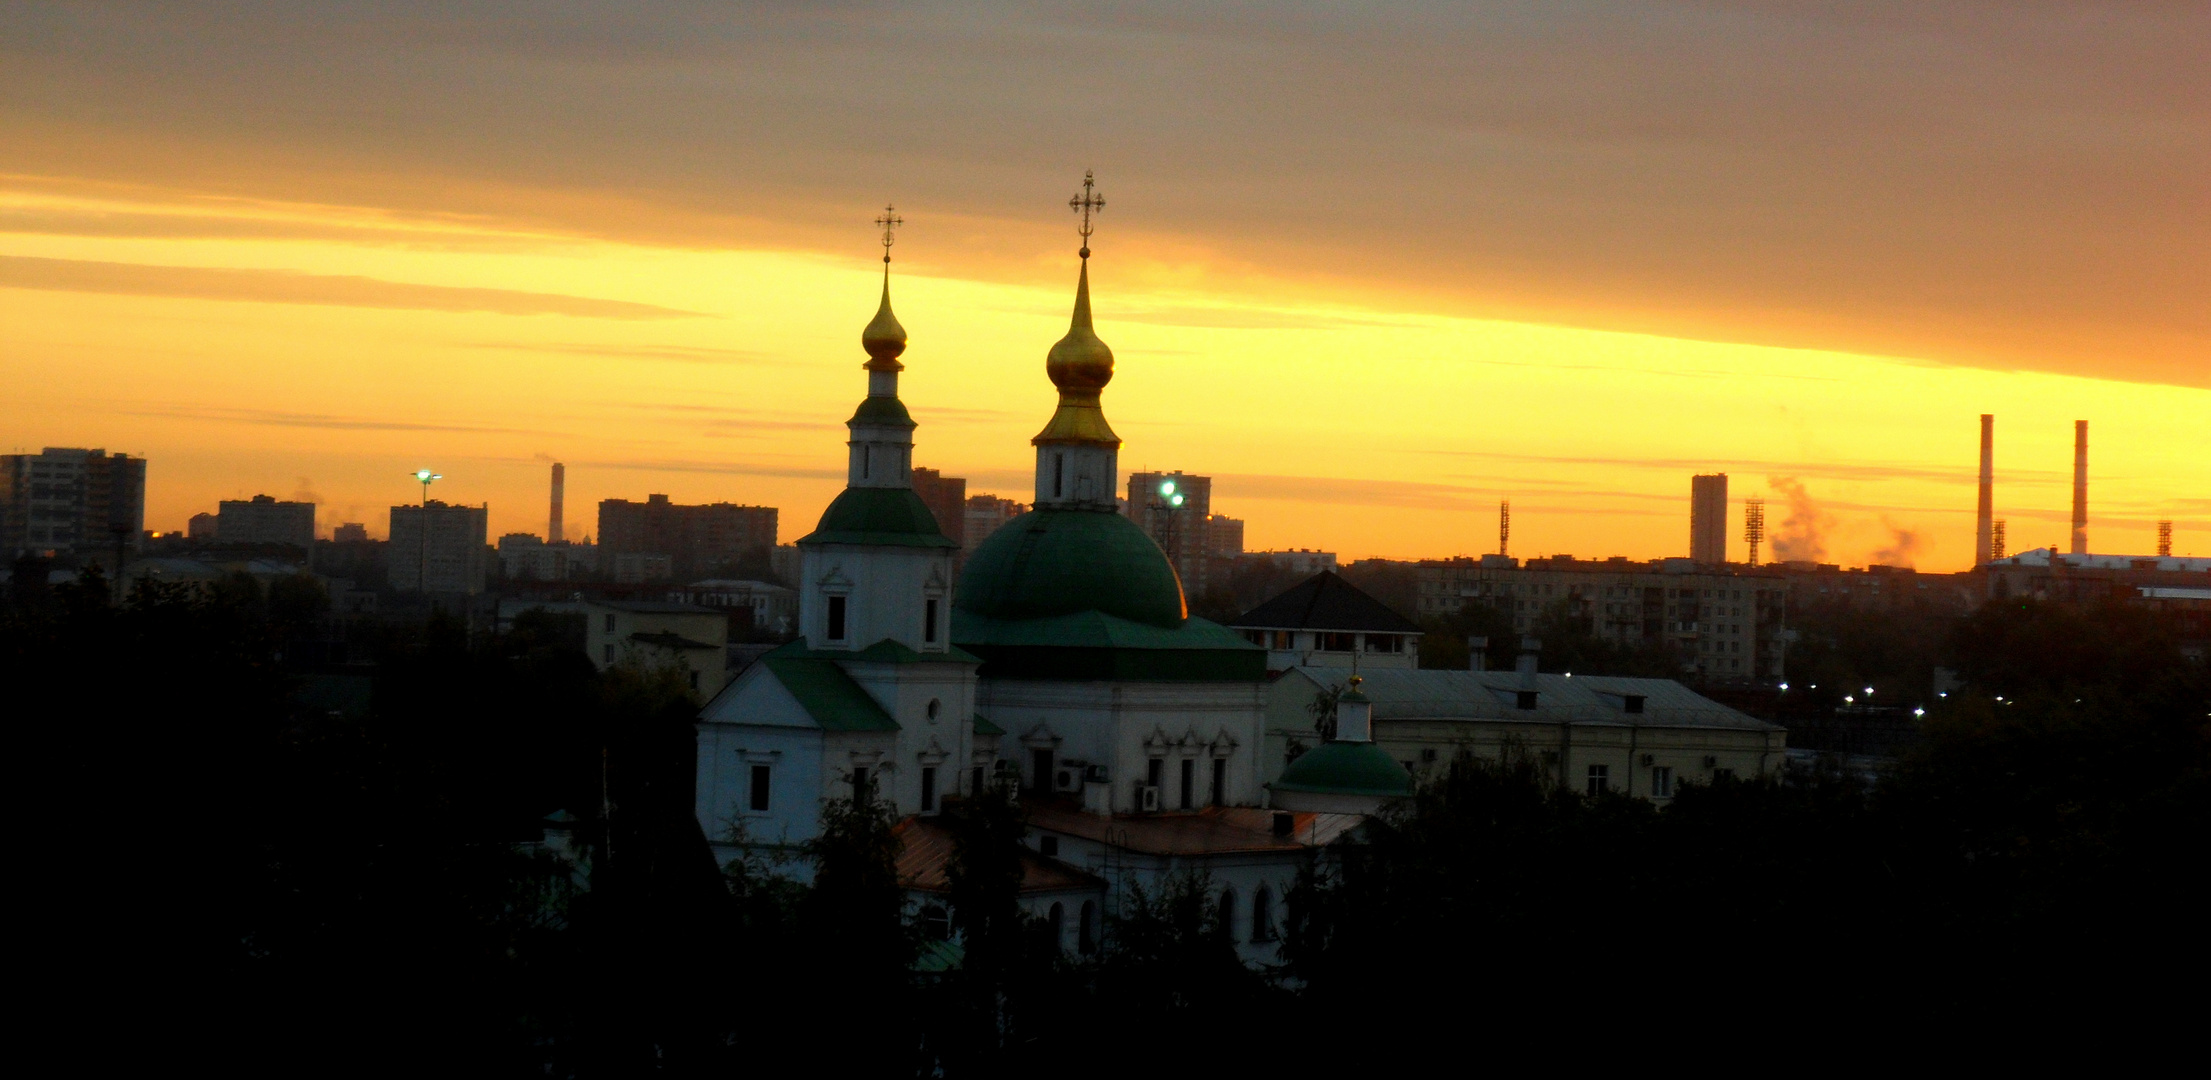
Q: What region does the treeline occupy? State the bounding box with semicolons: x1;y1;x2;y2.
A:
7;571;2204;1071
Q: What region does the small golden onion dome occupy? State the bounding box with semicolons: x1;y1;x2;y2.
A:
861;274;907;371
1045;261;1113;393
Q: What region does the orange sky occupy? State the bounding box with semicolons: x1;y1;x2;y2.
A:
3;4;2205;568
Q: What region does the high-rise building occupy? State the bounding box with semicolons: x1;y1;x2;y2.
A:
1207;514;1245;560
389;500;489;593
911;467;968;549
1127;470;1214;597
962;494;1026;559
1690;474;1728;565
0;447;146;560
188;512;220;540
217;494;316;550
597;494;778;579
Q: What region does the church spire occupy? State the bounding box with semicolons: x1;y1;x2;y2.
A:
862;205;907;371
1034;172;1120;450
845;205;917;490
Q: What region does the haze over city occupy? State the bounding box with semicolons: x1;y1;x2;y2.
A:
6;3;2205;569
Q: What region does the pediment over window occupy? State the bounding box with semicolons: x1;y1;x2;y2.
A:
1020;722;1061;749
817;566;854;591
917;737;949;766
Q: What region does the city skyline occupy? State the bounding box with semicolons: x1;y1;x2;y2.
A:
5;5;2206;569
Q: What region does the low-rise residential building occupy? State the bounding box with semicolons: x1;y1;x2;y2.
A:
586;600;731;698
1263;664;1786;800
1248;549;1338;576
670;578;797;638
1229;570;1423;671
1415;554;1788;681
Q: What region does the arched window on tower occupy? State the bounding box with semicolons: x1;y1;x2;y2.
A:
1047;902;1066;953
1078;900;1098;954
1053;453;1065;498
920;904;950;941
1251;885;1274;942
1218;888;1238;943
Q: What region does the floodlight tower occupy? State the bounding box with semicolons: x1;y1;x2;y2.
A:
1498;500;1510;558
1146;476;1188;557
413;469;441;592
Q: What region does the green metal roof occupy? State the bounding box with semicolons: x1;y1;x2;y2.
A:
798;486;958;548
760;655;900;732
954;611;1265;682
973;713;1005;737
848;394;916;429
1273;741;1414;798
767;637;980;665
955;508;1186;627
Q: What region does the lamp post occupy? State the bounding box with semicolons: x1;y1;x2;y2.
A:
413;470;441;592
1145;476;1188;569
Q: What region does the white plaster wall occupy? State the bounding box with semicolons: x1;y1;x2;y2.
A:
799;543;955;653
846;659;978;814
977;678;1267;812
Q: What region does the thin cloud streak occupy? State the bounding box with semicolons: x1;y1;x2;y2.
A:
0;255;706;320
123;405;542;436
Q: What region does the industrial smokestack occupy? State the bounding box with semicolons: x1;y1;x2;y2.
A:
1975;414;1994;565
2070;421;2088;555
549;462;565;544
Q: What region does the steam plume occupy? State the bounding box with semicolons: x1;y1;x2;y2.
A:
1766;476;1832;562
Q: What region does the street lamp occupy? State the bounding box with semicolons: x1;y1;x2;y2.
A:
413;470;441;592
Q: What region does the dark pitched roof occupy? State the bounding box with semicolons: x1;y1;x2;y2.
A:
759;655;900;731
629;630;721;651
1229;571;1421;634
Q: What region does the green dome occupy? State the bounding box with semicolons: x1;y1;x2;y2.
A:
1274;742;1414;798
799;486;957;548
956;508;1186;628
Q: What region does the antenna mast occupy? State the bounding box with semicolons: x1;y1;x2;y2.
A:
1743;497;1766;567
1498;500;1510;558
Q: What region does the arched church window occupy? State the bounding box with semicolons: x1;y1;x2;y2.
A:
1251;886;1273;942
1078;901;1098;954
1218;889;1238;942
926;698;941;722
920;904;950;941
1053;453;1065;498
1047;903;1066;952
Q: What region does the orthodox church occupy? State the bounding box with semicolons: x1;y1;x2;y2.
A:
695;185;1407;958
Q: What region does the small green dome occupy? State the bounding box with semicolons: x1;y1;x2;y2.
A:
1274;742;1414;798
956;508;1186;628
799;486;957;548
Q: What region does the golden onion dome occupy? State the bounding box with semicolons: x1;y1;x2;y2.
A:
1045;261;1113;392
861;273;907;371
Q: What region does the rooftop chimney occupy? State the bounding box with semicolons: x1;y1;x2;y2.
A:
2070;420;2088;556
1467;636;1489;672
1336;676;1373;742
1975;414;1994;565
1515;637;1541;709
549;462;565;544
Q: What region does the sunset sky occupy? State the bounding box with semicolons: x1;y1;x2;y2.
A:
4;3;2205;569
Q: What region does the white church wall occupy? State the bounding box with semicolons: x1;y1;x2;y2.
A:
977;678;1268;812
799;543;955;654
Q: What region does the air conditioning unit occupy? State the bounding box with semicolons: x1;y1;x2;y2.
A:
1053;760;1088;793
1135;784;1161;813
1641;753;1656;766
1084;763;1111;784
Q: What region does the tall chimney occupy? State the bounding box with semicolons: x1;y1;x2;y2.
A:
1975;414;1994;565
549;462;565;544
2070;421;2088;555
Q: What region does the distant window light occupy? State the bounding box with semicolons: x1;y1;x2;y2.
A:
1652;765;1673;798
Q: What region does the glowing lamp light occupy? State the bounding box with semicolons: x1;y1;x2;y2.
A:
1844;695;1854;704
1158;480;1176;497
1778;682;1790;691
414;470;441;483
1864;687;1875;696
1914;707;1926;718
1170;494;1185;507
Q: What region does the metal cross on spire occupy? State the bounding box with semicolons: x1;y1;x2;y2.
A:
1068;170;1105;258
875;204;903;264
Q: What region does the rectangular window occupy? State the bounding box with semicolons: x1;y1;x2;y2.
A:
1180;759;1195;810
920;766;937;812
1032;748;1053;792
1586;764;1610;796
851;766;870;802
1713;767;1736;782
603;613;617;633
1054;453;1065;497
1271;630;1295;649
750;764;772;811
827;595;847;640
1366;634;1402;653
1651;766;1674;798
924;597;939;643
1212;757;1227;807
1318;632;1356;652
1147;757;1164;790
603;644;614;664
971;765;985;796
